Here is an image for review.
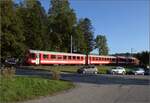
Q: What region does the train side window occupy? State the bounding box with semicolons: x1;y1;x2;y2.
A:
73;56;76;60
57;56;62;60
68;56;71;60
81;57;83;60
92;57;95;60
96;57;98;60
102;58;105;61
63;56;67;60
112;58;116;62
77;56;80;60
30;53;35;59
43;54;48;59
51;55;56;59
99;58;101;61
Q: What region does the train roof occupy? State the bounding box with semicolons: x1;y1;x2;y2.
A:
89;54;116;58
29;49;86;56
117;56;137;59
28;49;138;60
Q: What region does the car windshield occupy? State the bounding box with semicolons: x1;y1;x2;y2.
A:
116;67;123;69
82;65;95;69
137;68;144;71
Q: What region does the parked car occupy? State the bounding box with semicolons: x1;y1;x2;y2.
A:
133;68;145;75
5;58;18;65
111;67;126;75
144;68;150;75
77;65;98;74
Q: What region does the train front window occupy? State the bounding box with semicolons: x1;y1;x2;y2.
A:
30;53;35;59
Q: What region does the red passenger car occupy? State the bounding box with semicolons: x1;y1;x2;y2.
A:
25;50;86;65
89;55;116;65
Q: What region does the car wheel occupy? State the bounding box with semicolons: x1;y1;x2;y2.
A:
94;71;97;74
112;71;115;75
122;71;125;75
82;71;86;74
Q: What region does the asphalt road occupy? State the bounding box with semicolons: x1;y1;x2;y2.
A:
16;68;150;103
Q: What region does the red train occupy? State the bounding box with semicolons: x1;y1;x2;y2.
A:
24;49;139;65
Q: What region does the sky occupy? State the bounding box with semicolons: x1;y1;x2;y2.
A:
15;0;149;54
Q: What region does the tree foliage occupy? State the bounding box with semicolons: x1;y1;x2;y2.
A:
1;0;25;59
134;51;149;66
95;35;109;55
0;0;100;60
16;0;48;50
48;0;77;52
77;18;95;54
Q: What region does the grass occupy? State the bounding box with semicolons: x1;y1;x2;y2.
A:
19;65;137;74
57;66;80;73
0;76;74;103
96;66;114;74
20;65;114;74
20;65;80;73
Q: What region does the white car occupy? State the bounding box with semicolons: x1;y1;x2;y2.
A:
133;68;145;75
111;67;126;75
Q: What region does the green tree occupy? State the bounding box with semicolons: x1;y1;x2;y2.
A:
71;25;86;53
48;0;77;52
17;0;48;50
95;35;109;55
1;0;25;59
77;18;95;54
134;51;149;66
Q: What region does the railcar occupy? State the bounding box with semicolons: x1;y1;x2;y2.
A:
24;49;139;65
126;57;139;65
25;50;86;65
116;56;139;65
88;55;116;65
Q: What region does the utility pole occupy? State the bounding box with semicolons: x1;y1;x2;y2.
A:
131;48;133;57
71;35;72;53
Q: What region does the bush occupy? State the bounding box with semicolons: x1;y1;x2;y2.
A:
51;68;60;80
0;66;16;78
96;66;112;74
98;68;109;74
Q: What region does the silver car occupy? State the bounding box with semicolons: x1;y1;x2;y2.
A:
133;68;145;75
77;65;98;74
111;67;126;75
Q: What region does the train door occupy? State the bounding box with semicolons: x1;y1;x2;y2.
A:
35;53;40;65
85;55;88;65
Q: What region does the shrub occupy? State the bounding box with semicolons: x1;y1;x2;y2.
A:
51;68;60;80
98;68;109;74
0;66;16;78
